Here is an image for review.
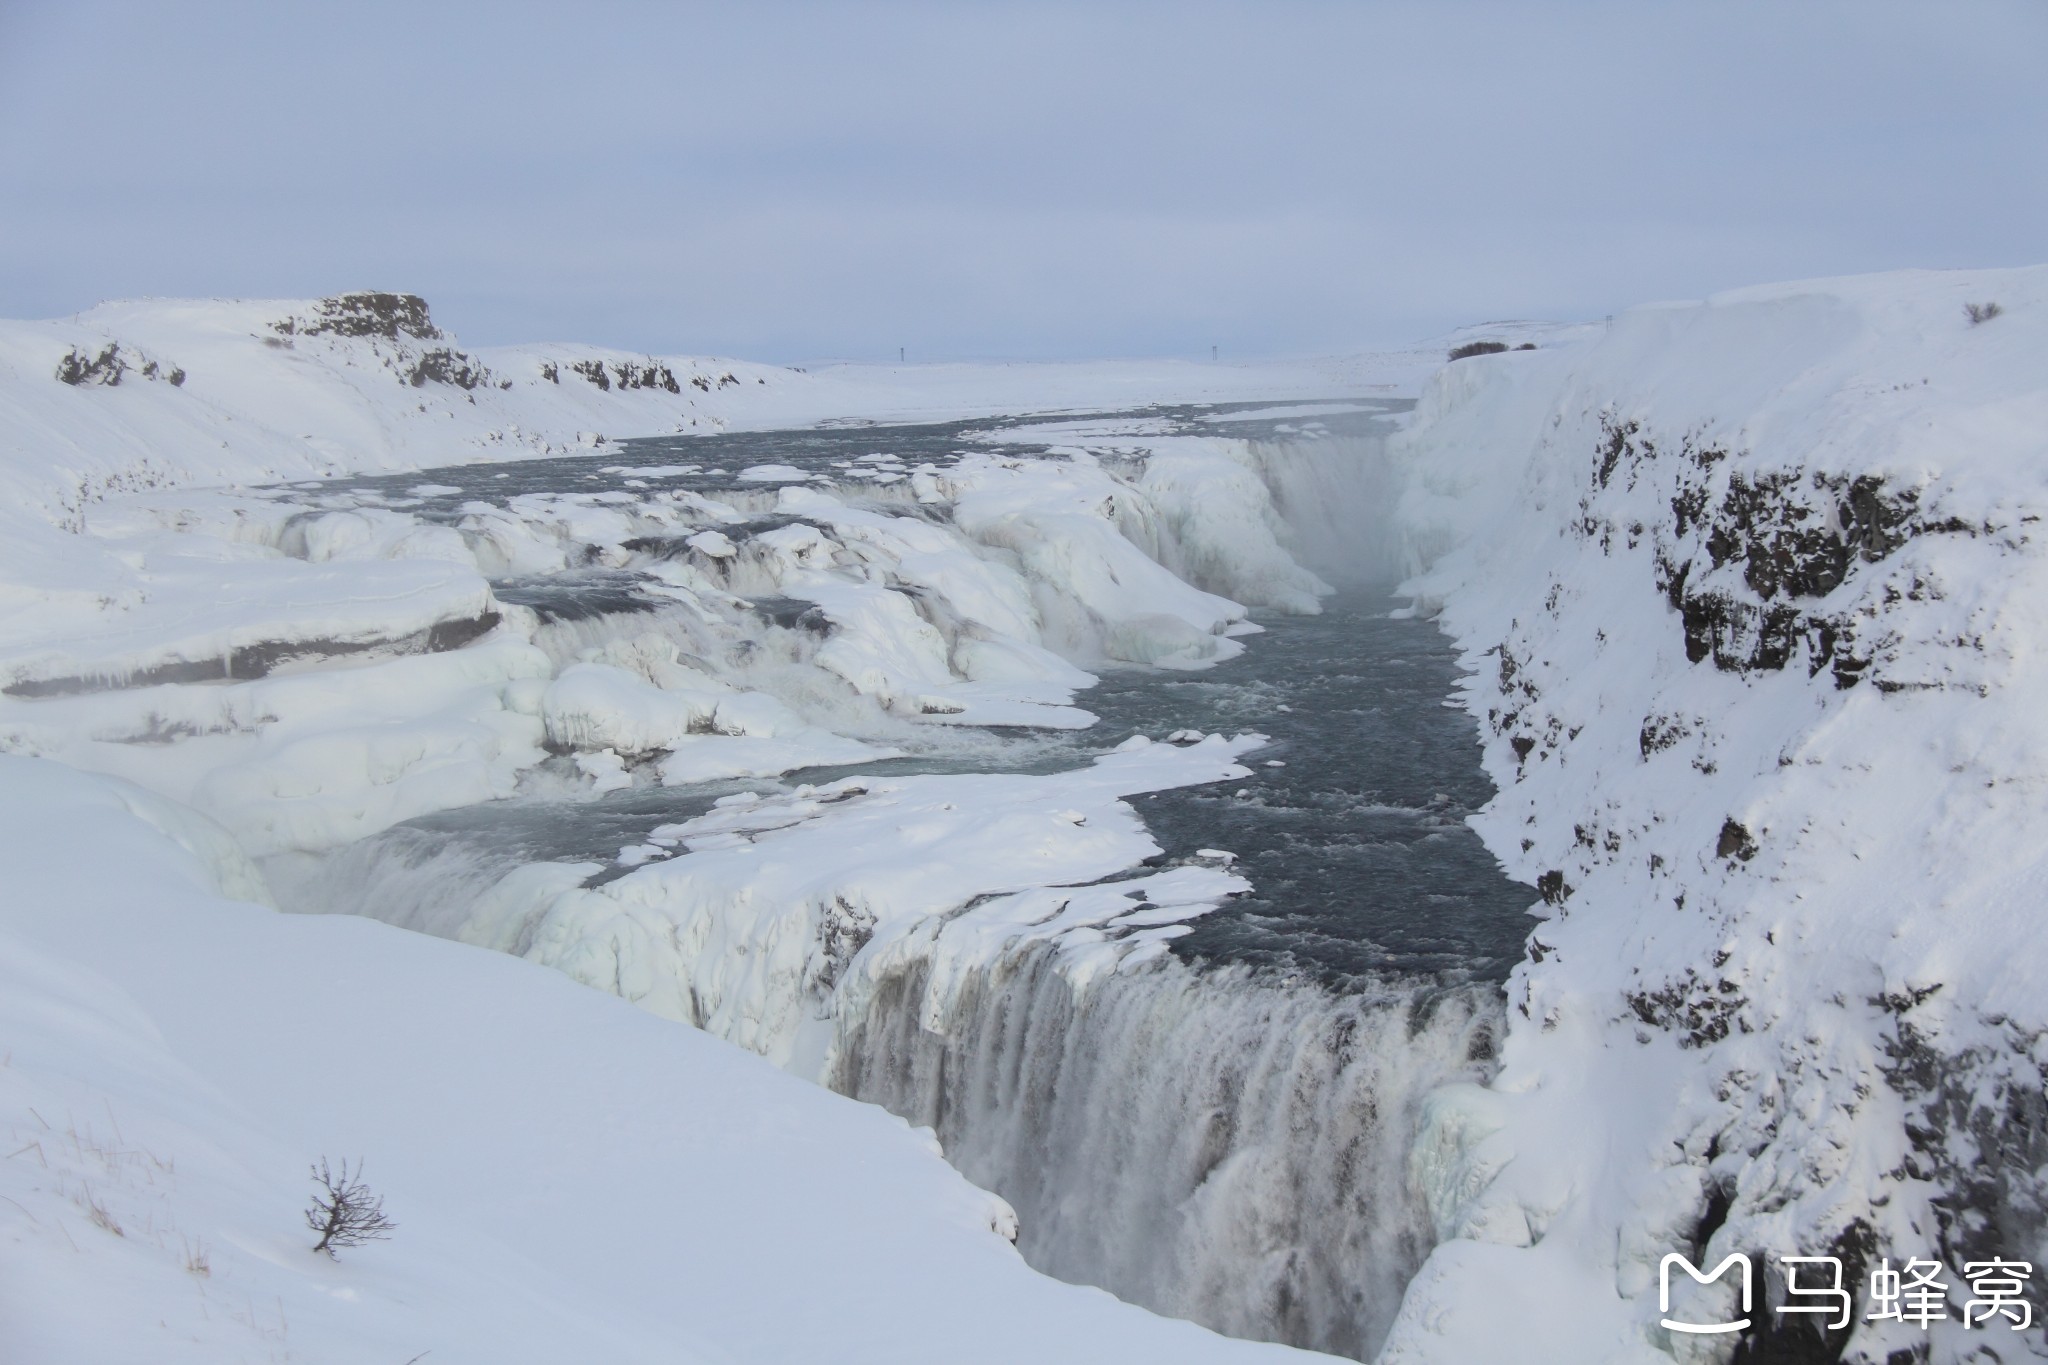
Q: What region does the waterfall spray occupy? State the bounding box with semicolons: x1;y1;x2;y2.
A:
831;940;1504;1359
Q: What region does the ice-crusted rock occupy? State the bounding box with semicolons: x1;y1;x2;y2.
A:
1384;266;2048;1365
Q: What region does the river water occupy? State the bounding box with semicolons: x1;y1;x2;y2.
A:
279;400;1534;1358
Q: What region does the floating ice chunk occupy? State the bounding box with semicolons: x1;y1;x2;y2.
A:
1194;848;1236;864
574;748;632;793
686;530;736;558
712;690;806;738
1114;735;1152;751
737;463;809;483
1105;613;1241;669
655;732;888;785
1166;729;1205;744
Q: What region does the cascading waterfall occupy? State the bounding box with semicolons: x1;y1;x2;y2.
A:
264;402;1528;1361
1248;432;1404;586
830;942;1502;1359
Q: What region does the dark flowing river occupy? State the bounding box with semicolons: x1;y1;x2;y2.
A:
280;400;1534;1359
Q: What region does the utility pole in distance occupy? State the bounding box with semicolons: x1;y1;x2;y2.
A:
899;347;905;364
1212;344;1218;361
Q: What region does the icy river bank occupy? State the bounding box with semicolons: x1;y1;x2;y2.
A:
12;270;2041;1364
250;401;1532;1358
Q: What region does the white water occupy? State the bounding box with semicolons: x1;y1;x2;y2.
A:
830;940;1501;1359
262;407;1521;1360
1249;434;1403;587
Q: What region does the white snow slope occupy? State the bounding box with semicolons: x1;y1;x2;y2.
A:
0;754;1319;1365
9;269;2043;1365
1381;266;2048;1365
0;291;1376;1363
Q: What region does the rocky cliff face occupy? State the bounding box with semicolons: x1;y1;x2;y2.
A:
1382;268;2048;1365
271;291;502;391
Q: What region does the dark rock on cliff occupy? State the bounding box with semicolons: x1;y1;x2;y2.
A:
278;291;442;342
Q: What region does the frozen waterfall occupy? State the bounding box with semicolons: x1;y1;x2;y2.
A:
254;401;1529;1360
831;942;1502;1358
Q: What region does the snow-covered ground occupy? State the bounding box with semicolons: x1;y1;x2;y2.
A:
6;267;2042;1365
0;754;1323;1365
1382;265;2048;1364
0;290;1423;1363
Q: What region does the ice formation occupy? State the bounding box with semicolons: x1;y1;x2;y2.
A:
7;269;2044;1365
0;290;1434;1363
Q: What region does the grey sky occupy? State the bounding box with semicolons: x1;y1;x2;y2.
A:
2;1;2042;361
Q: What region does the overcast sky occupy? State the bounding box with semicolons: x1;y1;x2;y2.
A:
1;1;2042;361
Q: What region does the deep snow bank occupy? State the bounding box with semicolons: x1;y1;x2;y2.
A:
0;292;1427;1359
1381;266;2048;1364
0;754;1337;1365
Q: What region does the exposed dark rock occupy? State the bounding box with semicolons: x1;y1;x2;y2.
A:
555;357;683;394
55;343;184;388
280;292;441;341
611;360;682;393
403;347;491;389
3;611;500;698
1602;412;1966;686
1726;1221;1877;1364
1640;714;1691;758
1625;968;1748;1047
56;344;126;386
1876;1010;2048;1332
1717;818;1758;861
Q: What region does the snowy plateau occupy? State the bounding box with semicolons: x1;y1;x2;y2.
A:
0;270;2043;1365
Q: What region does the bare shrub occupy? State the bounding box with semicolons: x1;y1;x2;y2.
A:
80;1185;122;1237
305;1158;395;1257
1448;340;1509;361
1965;301;2004;325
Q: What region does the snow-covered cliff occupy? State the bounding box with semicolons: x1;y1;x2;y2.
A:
1383;266;2048;1365
10;268;2044;1364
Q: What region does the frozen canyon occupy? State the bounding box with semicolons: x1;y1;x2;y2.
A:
2;270;2045;1365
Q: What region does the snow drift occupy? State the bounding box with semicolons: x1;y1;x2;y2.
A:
0;754;1326;1365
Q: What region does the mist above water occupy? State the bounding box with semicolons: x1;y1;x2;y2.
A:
274;401;1532;1360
